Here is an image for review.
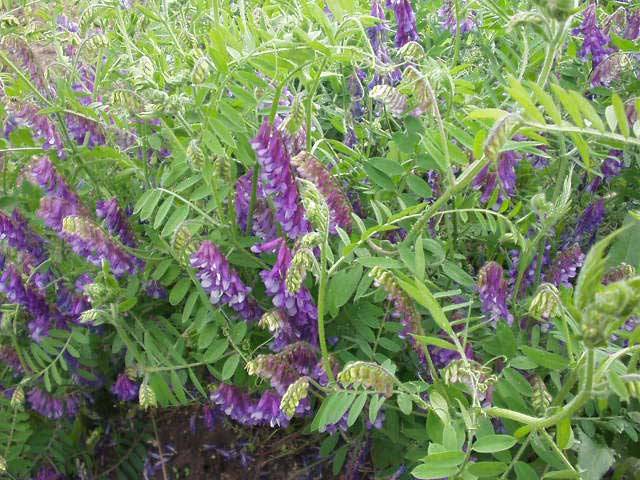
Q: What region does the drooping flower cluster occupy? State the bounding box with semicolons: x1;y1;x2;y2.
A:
367;0;402;87
439;0;477;35
370;266;426;364
477;262;513;325
235;170;277;241
472;149;522;207
210;384;294;428
292;152;353;233
66;67;106;148
11;104;64;154
246;341;319;394
62;216;140;276
251;120;310;239
0;264;60;340
253;239;318;350
574;199;606;246
508;243;551;297
111;372;140;402
190;241;262;321
0;346;24;374
587;152;624;192
27;387;81;419
34;466;66;480
544;244;585;287
96;197;137;247
387;0;419;48
573;3;615;67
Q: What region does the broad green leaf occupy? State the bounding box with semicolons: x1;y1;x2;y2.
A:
412;464;458;480
397;278;454;336
507;77;545;124
220;353;240;380
612;93;630;137
557;418;572;450
169;278;191;305
520;346;569;370
472;434;517;453
467;461;508;477
347;392;368;427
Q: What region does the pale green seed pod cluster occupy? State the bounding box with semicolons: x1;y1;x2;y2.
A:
300;181;330;234
171;222;199;265
110;90;139;111
531;375;552;414
187;139;205;169
191;55;211;85
529;283;561;320
582;277;640;347
0;455;6;474
443;359;496;398
337;361;396;397
79;308;101;324
283;94;305;136
299;232;322;249
370;84;408;117
259;310;283;333
85;33;109;51
507;11;548;37
10;385;24;411
139;383;157;410
212;156;232;183
398;41;425;62
483;114;520;163
280;377;310;418
286;248;314;293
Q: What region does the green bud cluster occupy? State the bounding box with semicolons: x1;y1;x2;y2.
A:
139;383;157;410
533;0;578;22
259;310;283;333
483;114;520;163
529;283;561;320
300;181;330;234
443;359;496;397
186;139;205;169
282;94;305;135
286;248;314;293
337;361;396;397
10;385;24;411
191;55;211;85
531;375;552;414
398;41;425;61
280;377;309;418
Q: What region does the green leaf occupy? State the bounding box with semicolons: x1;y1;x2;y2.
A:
609;371;630;402
543;470;581;479
169;278;191;305
413;335;457;352
397;393;413;415
472;434;517;453
577;431;615;480
527;81;563;124
220;353;240;380
397;278;454;336
325;392;356;427
154;197;174;229
202;338;228;363
503;368;533;397
507;77;546;124
369;158;405;177
161;205;189;237
607;215;640;269
347;392;368;427
612;93;630;137
412;464;458;480
406;175;433;198
327;266;363;315
441;261;475;288
369;394;385;424
520;346;569;370
467;461;508;477
557;418;572;450
515;462;539;480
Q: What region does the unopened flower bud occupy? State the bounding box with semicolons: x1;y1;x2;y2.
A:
139;383;157;410
286;248;314;293
11;385;24;410
280;377;310;418
282;94;305;135
0;456;6;474
337;361;396;397
484;114;520;163
603;264;636;285
398;41;425;61
529;283;561;320
259;310;284;333
530;192;552;218
187;139;205;169
531;376;552;414
300;181;330;233
86;33;108;51
191;55;210;85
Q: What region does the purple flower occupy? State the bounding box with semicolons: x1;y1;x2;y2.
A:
293;152;353;233
34;466;65;480
544;244;585;287
251;120;310;239
203;405;216;430
96;198;137;247
430;341;473;369
57;15;79;32
588;152;623;191
248;341;319;394
210;384;254;425
253;239;318;350
0;346;23;374
368;0;388;54
472;165;500;205
573;3;615;67
497;151;520;197
388;0;419;47
612;316;640;346
66;67;106;148
111;372;139;401
477;262;513;325
0;264;60;340
349;72;366;121
61;216;141;276
27;387;80;419
439;0;477;35
235;171;277;241
625;10;640;40
508;244;551;296
190;241;262;321
12;104;64;154
251;390;290;427
0;210;48;265
145;280;168;299
575;199;606;245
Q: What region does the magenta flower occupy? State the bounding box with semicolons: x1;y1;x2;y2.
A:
477;262;513;325
190;241;262;321
249;341;318;394
251;120;310;239
388;0;419;47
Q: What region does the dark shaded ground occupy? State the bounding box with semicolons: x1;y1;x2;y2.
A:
148;407;332;480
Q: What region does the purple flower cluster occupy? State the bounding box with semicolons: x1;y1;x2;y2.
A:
477;262;513;325
235;171;277;241
0;210;49;273
12;104;64;154
145;280;168;299
575;199;606;246
0;264;61;340
508;243;551;297
34;466;65;480
439;0;477;35
368;0;402;87
387;0;419;48
210;384;294;428
253;239;318;350
472;149;522;206
191;241;262;321
587;152;624;192
96;197;137;247
249;341;318;393
251;120;310;239
0;346;23;374
293;153;353;233
66;67;106;148
111;372;139;401
27;387;80;419
544;244;585;287
573;3;615;67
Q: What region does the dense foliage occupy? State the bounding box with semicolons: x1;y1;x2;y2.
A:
1;0;640;478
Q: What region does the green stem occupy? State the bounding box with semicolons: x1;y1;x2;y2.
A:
317;234;335;384
499;436;531;480
537;20;568;88
306;57;328;151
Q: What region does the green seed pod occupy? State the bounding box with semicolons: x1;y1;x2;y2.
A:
299;180;330;234
398;41;425;61
186;139;205;170
191;55;211;85
79;309;100;324
531;375;552;414
259;310;283;333
529;283;561;320
86;33;109;51
139;383;157;410
282;94;305;135
337;361;396;397
483;114;520;163
10;385;24;410
286;248;314;293
280;377;310;418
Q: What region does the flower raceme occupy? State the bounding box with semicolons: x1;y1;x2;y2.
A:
190;241;262;322
477;262;513;325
